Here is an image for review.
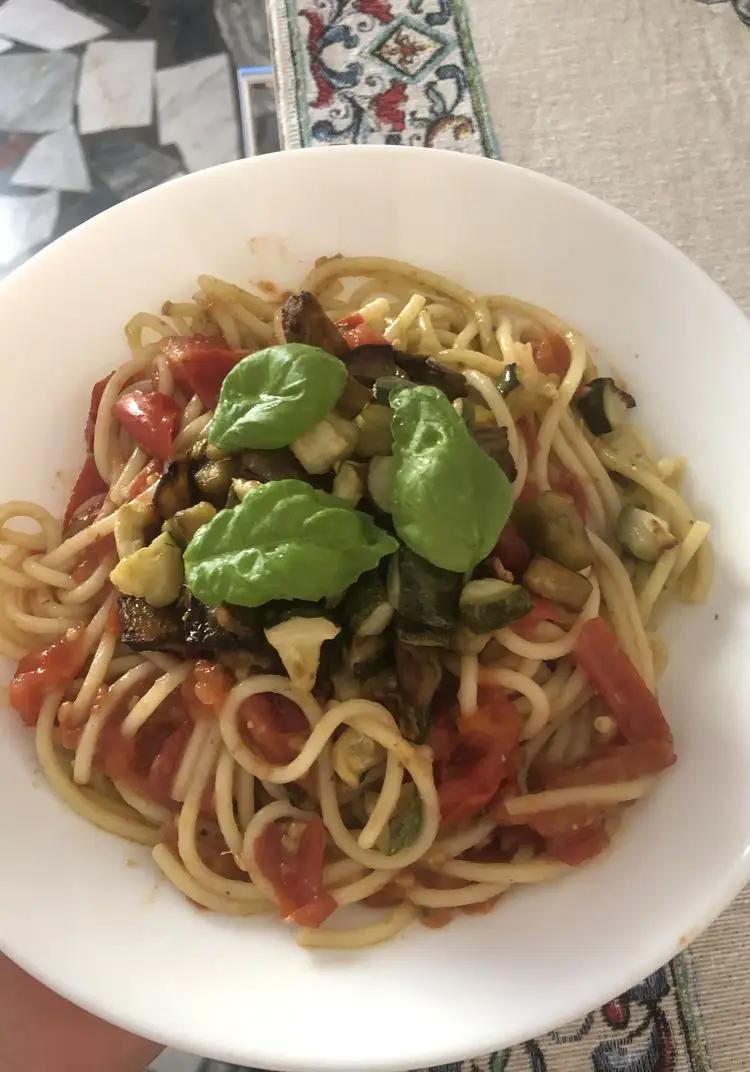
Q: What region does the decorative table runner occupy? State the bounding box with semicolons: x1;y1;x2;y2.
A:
259;2;750;1070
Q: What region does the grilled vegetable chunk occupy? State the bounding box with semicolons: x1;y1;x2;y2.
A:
117;595;184;651
281;290;348;358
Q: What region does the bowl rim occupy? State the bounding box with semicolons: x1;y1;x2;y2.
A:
1;143;749;1071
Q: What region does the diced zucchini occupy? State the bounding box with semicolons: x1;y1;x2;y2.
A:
332;728;383;788
193;457;236;506
387;546;461;629
291;413;358;474
459;578;534;632
110;531;183;608
264;616;340;692
616;505;678;562
231;477;262;502
354;404;393;457
395;618;452;647
498;362;520;397
522;556;592;611
341;571;393;637
332;460;366;506
336;375;371;419
578;377;635;436
114;498;156;560
452;625;491;655
367;455;394;512
373;375;411;406
166;501;216;547
515;490;593;570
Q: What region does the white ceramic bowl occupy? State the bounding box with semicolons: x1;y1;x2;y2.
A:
1;147;749;1072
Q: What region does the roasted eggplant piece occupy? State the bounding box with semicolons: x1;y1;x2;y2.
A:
393;352;468;401
347;344;403;385
336;375;371;419
514;490;593;571
239;448;306;483
281;290;349;359
341;570;393;637
182;595;262;652
153;459;196;522
165;502;216;547
577;377;635;436
472;425;517;482
394;641;442;742
522;556;593;611
117;595;184;652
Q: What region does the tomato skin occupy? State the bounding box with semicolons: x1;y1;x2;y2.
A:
63;454;107;530
546;823;609;865
125;458;163;501
112;390;181;461
9;628;86;726
515;595;572;638
254;816;336;926
84;372;114;451
545;740;676;788
336;312;363;330
241;693;308;764
575;618;673;746
193;660;231;708
341;323;390;348
163;335;239;409
533;334;570;377
436;690;521;828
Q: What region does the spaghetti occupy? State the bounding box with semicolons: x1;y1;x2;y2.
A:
0;256;711;947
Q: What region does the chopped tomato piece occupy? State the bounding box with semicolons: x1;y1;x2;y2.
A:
546;822;609;865
193;660;232;708
533;334;570;378
254;816;336;926
575;618;673;745
436;689;521;828
545;740;676;787
241;692;309;764
112;390;180;461
9;627;86;726
125;459;163;501
493;521;531;579
101;694;190;808
163;335;240;409
335;312;363;330
515;595;573;638
84;372;114;451
341;323;390;348
63;454;107;530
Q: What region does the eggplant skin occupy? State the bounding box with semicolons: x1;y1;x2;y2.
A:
116;593;261;655
281;291;349;359
153;459;197;522
117;595;185;652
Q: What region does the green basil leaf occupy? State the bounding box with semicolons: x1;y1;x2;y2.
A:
390;386;512;572
183;479;398;608
208;344;347;451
